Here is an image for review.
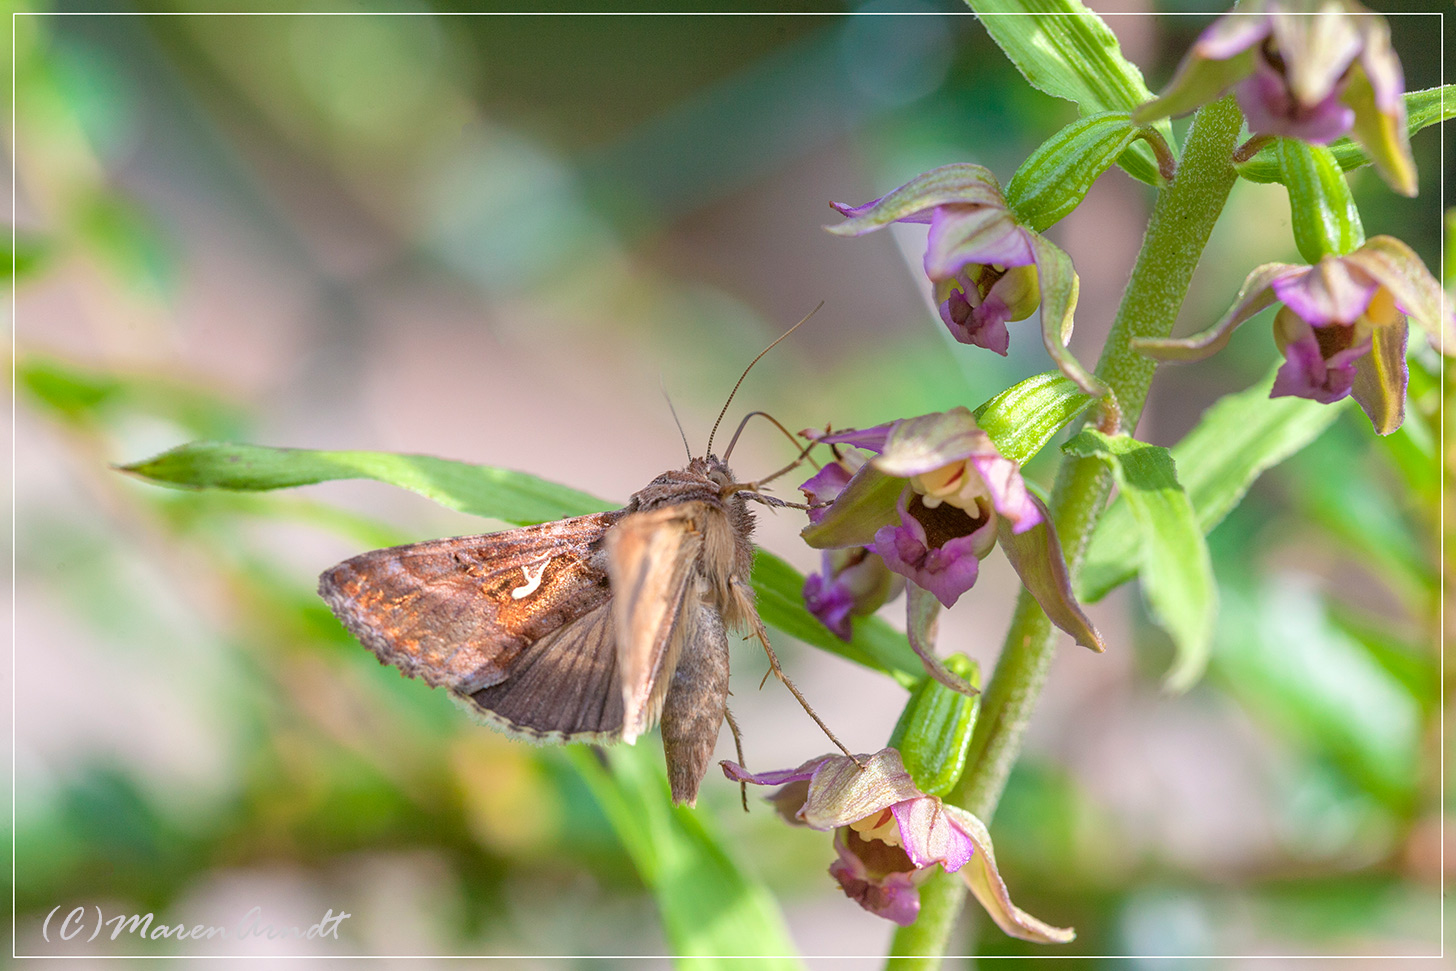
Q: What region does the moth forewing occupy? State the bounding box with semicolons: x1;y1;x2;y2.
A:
603;504;705;743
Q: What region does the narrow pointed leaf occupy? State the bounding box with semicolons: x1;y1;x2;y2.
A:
972;370;1095;466
969;0;1171;186
1064;430;1214;691
1080;371;1352;602
120;441;611;524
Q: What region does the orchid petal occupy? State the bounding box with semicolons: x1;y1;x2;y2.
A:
1030;232;1104;395
939;284;1012;355
1135;262;1297;361
1132;28;1260;124
1344;15;1416;196
1270;307;1364;404
967;451;1041;534
875;515;982;610
874;407;988;478
804;548;903;641
801;460;857;524
798;749;923;830
802;462;904;550
827;164;1005;236
1345;236;1452;352
1268;4;1362;107
998;496;1105;652
983;262;1042;323
923;205;1034;282
1272;258;1378;325
1192;3;1272;60
1237;66;1354;143
803;568;855;641
891;796;975;873
1349;318;1408;434
904;585;980;695
803;423;895;452
720;754;838;789
942;803;1077;945
829;829;922;926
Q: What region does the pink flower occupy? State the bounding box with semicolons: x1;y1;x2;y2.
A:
721;748;1074;944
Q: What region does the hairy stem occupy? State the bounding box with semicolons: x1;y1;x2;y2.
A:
887;94;1244;965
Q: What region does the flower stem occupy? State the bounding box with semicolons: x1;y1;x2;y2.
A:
886;94;1244;965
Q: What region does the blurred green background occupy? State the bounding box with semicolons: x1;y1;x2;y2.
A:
9;2;1446;961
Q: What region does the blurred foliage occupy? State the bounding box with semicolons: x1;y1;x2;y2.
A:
11;3;1444;962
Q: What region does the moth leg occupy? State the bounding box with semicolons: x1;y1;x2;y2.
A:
734;579;863;768
723;705;749;812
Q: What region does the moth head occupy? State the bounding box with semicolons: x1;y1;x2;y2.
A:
689;454;742;498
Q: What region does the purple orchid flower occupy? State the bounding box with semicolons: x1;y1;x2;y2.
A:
800;408;1102;653
826;164;1101;394
1135;236;1452;434
1133;0;1416;196
720;748;1075;943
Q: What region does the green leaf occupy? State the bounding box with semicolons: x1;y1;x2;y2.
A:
968;0;1172;186
1007;112;1153;232
565;744;802;967
120;441;613;525
1079;372;1348;602
1236;85;1455;184
1276;139;1364;263
973;369;1095;465
1064;430;1215;691
752;550;920;688
122;441;922;684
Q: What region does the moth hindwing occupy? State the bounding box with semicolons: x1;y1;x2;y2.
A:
318;455;758;806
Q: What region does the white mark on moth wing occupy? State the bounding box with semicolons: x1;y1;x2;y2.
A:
510;557;550;600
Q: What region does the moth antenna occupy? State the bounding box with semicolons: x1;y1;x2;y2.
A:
706;301;823;457
660;374;693;463
722;410;813;467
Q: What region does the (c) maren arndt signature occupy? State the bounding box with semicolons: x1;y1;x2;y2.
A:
43;904;352;945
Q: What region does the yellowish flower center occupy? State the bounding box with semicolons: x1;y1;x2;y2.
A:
849;807;902;847
1364;286;1401;328
912;460;992;515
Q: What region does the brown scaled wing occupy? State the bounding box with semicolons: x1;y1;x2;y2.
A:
318;510;630;742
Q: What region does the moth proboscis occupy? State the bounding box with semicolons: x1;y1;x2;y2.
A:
318;307;850;806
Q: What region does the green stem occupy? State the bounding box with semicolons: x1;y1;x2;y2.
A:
887;95;1244;965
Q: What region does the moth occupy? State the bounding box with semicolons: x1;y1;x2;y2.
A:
318;318;840;806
